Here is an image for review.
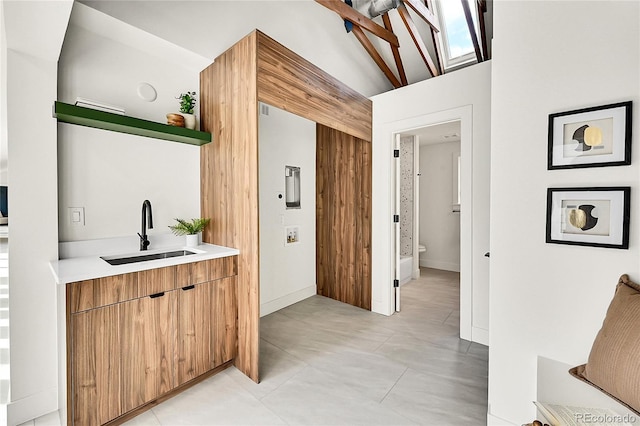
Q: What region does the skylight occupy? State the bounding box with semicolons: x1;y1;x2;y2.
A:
435;0;479;70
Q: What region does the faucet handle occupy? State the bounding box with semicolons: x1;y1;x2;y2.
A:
137;233;150;250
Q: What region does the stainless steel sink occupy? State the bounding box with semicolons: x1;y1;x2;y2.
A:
101;250;197;266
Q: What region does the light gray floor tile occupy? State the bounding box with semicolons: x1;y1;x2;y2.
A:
305;349;408;402
225;338;308;400
382;367;488;425
33;411;61;426
121;409;161;425
261;366;417;425
149;372;286;425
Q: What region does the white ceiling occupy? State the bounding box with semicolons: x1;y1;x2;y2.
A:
403;120;461;146
77;0;477;98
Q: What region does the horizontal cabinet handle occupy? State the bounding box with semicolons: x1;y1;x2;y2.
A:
181;285;195;291
149;292;165;299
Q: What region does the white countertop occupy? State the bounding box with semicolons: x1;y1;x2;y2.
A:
50;236;239;285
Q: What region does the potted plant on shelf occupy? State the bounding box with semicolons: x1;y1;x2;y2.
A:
177;91;197;130
169;217;210;247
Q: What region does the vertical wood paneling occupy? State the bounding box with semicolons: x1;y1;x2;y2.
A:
72;305;121;425
316;125;372;310
121;292;176;412
200;32;259;382
256;31;372;142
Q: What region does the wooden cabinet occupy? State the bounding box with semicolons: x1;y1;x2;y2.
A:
212;276;237;367
176;282;211;385
67;256;237;425
120;291;176;412
71;304;122;425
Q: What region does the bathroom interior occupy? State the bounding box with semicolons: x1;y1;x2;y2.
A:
398;120;462;286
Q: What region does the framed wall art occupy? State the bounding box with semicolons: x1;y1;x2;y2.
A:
546;187;630;249
548;101;632;170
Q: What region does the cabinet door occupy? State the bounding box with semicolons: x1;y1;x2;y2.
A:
212;276;238;367
120;291;176;412
176;282;211;385
71;305;122;425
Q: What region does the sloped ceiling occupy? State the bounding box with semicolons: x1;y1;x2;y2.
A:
79;0;487;97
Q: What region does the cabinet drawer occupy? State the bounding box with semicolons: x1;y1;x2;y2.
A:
208;256;237;281
69;273;138;313
176;260;209;288
138;266;176;296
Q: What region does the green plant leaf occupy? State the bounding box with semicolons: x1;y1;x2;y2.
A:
168;217;210;236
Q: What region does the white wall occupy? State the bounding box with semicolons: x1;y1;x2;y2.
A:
488;1;640;424
2;2;73;424
371;62;491;345
419;141;461;272
0;4;7;187
57;5;204;242
259;104;317;316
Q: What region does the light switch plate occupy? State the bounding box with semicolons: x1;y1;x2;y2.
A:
69;207;85;226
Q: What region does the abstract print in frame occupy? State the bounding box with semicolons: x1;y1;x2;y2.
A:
546;187;630;249
548;101;632;170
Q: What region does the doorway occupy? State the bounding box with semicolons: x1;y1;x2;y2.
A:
394;121;462;310
387;106;473;340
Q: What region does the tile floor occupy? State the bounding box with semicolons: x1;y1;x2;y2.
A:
23;267;488;426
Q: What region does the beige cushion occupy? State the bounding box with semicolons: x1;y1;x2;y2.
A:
570;274;640;415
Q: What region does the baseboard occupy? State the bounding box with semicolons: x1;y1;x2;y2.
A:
419;259;460;272
472;326;489;346
399;275;412;286
6;386;57;426
260;285;316;317
487;412;516;425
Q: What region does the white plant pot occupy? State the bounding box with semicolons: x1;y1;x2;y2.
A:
185;233;200;247
182;113;196;130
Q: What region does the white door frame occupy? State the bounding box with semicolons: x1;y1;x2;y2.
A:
380;105;473;341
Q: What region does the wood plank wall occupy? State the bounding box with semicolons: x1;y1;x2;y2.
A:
316;124;372;310
200;32;260;383
256;31;372;142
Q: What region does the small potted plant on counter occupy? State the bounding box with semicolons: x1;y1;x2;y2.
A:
177;91;197;130
169;217;210;247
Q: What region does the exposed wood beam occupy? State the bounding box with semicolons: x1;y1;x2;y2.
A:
425;0;444;75
382;13;408;86
477;0;489;60
351;25;402;88
461;0;483;62
397;3;439;77
315;0;399;47
401;0;440;32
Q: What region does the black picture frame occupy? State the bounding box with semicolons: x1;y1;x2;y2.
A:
548;101;632;170
546;187;630;249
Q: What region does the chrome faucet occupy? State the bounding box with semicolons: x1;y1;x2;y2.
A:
137;200;153;251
